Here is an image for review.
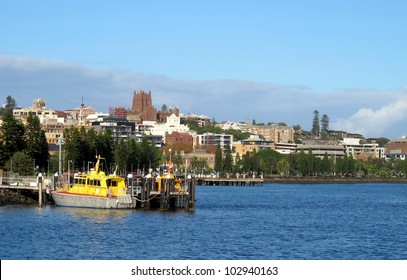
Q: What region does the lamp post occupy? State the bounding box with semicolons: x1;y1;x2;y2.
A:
58;136;64;178
88;161;93;172
37;173;43;208
68;160;72;186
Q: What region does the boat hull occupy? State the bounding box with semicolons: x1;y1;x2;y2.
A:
51;191;136;209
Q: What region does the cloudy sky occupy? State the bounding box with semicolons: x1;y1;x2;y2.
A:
1;0;407;139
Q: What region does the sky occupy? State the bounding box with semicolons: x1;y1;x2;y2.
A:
1;0;407;139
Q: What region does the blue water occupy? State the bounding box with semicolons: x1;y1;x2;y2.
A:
1;183;407;260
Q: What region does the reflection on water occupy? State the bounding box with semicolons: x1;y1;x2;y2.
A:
1;184;407;260
56;207;134;222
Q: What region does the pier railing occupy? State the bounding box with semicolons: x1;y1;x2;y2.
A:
0;174;53;191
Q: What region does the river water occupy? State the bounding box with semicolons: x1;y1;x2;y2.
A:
1;183;407;260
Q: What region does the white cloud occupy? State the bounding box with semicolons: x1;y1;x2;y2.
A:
1;55;405;138
332;94;407;137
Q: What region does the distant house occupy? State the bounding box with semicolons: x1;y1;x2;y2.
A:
165;131;194;153
342;138;385;160
196;133;233;151
250;124;295;143
296;139;346;159
385;138;407;160
91;116;135;139
180;113;211;127
233;135;274;155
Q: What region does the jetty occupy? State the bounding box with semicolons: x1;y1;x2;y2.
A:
196;175;264;186
0;173;52;206
127;175;196;210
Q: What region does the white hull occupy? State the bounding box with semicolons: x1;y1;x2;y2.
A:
51;191;136;209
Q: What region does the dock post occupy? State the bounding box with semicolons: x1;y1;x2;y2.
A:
140;178;146;208
146;177;151;209
187;175;196;210
160;178;165;209
37;173;43;208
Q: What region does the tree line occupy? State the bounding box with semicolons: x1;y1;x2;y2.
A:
211;146;407;178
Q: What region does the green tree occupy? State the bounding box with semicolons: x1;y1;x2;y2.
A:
255;149;282;175
306;149;314;176
320;114;330;139
139;138;161;172
189;156;209;174
242;151;253;173
321;152;332;175
24;114;49;170
375;137;390;148
334;157;343;176
172;154;183;170
0;113;26;166
0;96;17;116
348;154;356;175
6;152;33;176
214;144;223;172
114;138;129;174
312;110;320;137
96;129;114;164
293;125;302;133
321;114;329;131
223;145;233;173
395;159;407;177
277;158;290;176
297;150;308;176
63;127;83;170
126;138;140;173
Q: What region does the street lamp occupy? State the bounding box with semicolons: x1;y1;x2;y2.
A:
58;136;65;177
88;161;93;172
68;160;73;186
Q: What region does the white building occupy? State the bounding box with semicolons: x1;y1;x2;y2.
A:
196;133;233;151
342;138;384;160
146;113;190;143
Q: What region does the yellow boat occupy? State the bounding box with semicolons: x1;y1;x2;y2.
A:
51;156;136;209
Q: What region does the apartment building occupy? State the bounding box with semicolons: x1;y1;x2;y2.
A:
385;138;407;160
342;138;384;160
195;133;233;151
251;124;295;143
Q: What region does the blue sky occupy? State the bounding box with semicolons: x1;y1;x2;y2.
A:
1;0;407;138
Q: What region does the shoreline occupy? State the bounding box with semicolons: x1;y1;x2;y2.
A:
264;177;407;184
2;178;407;206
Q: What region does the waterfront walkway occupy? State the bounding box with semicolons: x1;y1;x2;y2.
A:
197;177;264;186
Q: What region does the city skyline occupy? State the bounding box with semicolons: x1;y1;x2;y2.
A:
1;0;407;138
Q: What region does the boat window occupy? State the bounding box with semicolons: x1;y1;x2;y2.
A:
111;180;117;187
106;179;111;187
95;180;101;186
90;180;94;186
74;178;79;184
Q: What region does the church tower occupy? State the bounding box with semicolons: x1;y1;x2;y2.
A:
132;90;158;121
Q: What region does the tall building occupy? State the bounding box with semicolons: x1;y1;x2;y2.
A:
131;90;157;121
